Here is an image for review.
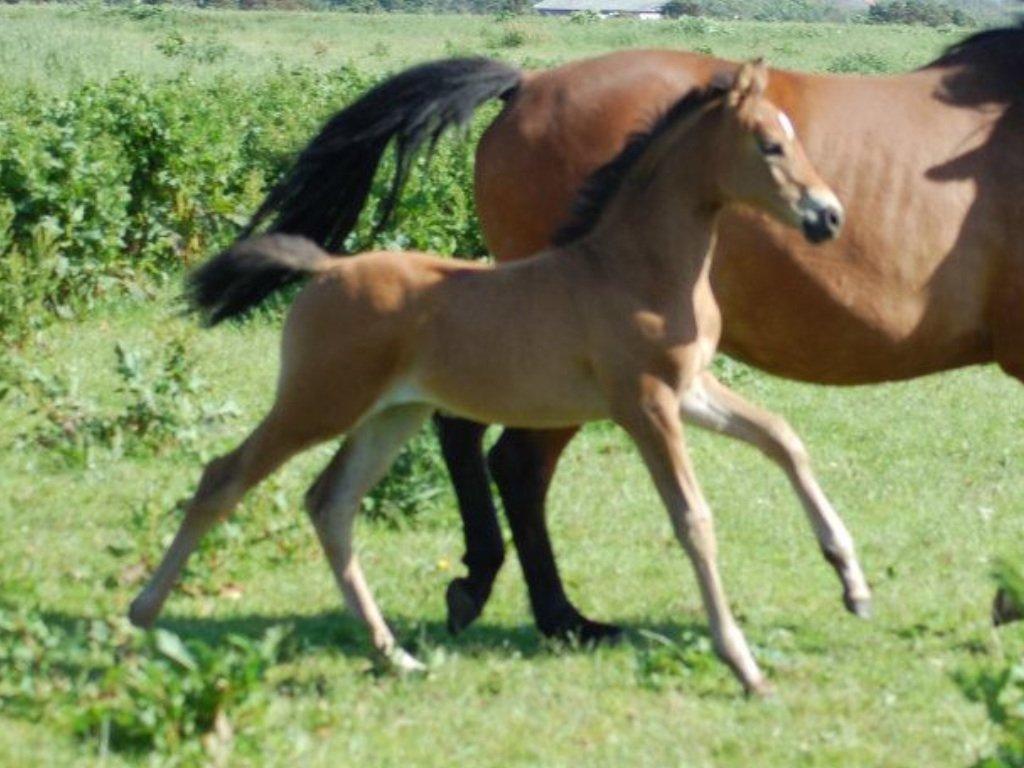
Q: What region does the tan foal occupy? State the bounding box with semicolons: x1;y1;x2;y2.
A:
129;62;868;694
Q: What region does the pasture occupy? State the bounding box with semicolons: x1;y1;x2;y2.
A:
2;6;1024;766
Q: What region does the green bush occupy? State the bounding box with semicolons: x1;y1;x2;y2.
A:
0;603;293;760
362;422;449;525
867;0;976;27
955;561;1024;767
8;337;238;464
827;51;893;74
661;0;700;18
1;66;488;340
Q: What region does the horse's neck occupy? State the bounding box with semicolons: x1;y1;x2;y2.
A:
581;176;719;303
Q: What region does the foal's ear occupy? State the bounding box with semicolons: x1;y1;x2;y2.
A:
727;59;769;107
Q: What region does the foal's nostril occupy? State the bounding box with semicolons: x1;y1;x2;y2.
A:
825;209;841;229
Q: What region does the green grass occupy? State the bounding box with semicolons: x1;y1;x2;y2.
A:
3;287;1024;766
0;4;966;94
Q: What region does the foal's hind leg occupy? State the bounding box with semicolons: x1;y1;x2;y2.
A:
680;372;871;616
129;413;308;628
306;404;433;671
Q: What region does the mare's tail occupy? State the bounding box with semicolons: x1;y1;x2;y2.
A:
188;235;331;325
239;57;522;252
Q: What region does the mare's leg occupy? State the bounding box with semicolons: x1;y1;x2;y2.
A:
306;404;433;671
991;319;1024;625
488;427;622;643
617;382;767;695
129;411;310;627
433;414;506;634
681;372;871;616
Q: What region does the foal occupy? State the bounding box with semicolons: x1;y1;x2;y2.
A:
129;62;867;694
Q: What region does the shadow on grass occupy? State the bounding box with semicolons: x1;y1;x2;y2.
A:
38;607;723;663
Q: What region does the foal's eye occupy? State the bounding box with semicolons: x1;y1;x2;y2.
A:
758;138;784;156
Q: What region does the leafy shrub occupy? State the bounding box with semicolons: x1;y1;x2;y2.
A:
362;422;449;524
10;338;237;464
662;0;700;18
1;66;488;340
955;561;1024;767
827;51;893;74
867;0;976;27
0;603;293;760
634;628;718;690
156;32;232;63
682;0;850;22
74;626;292;756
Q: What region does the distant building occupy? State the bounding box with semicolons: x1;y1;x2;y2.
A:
533;0;666;19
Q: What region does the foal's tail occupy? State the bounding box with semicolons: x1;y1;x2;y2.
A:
188;235;330;325
239;57;522;252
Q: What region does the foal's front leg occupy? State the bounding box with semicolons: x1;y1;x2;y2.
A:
618;382;767;695
681;371;871;616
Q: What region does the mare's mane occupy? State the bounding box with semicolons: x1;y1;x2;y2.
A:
929;11;1024;69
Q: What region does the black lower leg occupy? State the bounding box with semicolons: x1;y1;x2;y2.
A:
434;414;505;633
488;429;621;644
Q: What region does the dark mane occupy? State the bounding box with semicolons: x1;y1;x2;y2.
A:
929;12;1024;67
551;84;726;247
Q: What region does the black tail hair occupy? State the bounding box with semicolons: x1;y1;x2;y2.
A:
188;235;328;325
240;57;522;253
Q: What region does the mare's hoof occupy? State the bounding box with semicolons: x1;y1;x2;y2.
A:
128;597;157;630
542;614;624;647
844;594;872;620
446;578;484;635
993;587;1023;626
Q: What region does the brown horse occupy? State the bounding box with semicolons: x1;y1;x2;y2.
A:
237;25;1024;640
128;63;859;693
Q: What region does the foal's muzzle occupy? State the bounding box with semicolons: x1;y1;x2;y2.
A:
800;190;844;244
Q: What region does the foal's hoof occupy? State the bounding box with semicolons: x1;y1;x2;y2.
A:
446;578;485;635
387;647;427;675
993;587;1023;626
745;677;775;699
844;593;872;620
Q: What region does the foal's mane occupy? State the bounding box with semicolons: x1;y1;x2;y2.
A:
552;84;726;247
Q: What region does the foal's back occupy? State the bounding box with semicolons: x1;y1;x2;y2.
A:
281;247;611;429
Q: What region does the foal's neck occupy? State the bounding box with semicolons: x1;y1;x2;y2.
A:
573;141;721;298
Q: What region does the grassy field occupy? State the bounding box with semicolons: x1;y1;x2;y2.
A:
3;6;1024;767
5;290;1024;767
1;3;965;92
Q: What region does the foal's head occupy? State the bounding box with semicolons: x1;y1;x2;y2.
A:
710;60;843;244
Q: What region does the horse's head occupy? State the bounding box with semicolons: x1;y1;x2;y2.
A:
712;60;844;244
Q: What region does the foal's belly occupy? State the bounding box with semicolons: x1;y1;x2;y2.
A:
413;348;610;428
